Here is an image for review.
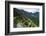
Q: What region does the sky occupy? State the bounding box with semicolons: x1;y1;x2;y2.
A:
16;8;39;13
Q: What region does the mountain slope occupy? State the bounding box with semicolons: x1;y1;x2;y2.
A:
14;8;39;27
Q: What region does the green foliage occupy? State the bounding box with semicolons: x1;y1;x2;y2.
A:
14;8;39;27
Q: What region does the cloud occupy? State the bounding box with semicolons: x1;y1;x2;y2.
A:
16;8;39;13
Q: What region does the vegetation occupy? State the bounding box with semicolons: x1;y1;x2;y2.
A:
14;8;39;28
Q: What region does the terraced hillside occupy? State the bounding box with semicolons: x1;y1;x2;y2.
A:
13;8;39;28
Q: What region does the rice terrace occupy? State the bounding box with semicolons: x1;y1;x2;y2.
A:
13;8;39;28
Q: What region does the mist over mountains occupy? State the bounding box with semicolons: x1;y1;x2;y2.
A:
14;8;39;18
14;8;39;27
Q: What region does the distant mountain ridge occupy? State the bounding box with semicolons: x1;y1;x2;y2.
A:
14;8;39;27
14;8;39;18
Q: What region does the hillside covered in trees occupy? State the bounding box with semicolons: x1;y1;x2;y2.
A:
13;8;39;28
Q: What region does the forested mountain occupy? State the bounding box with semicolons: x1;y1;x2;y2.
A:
14;8;39;28
14;8;39;18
